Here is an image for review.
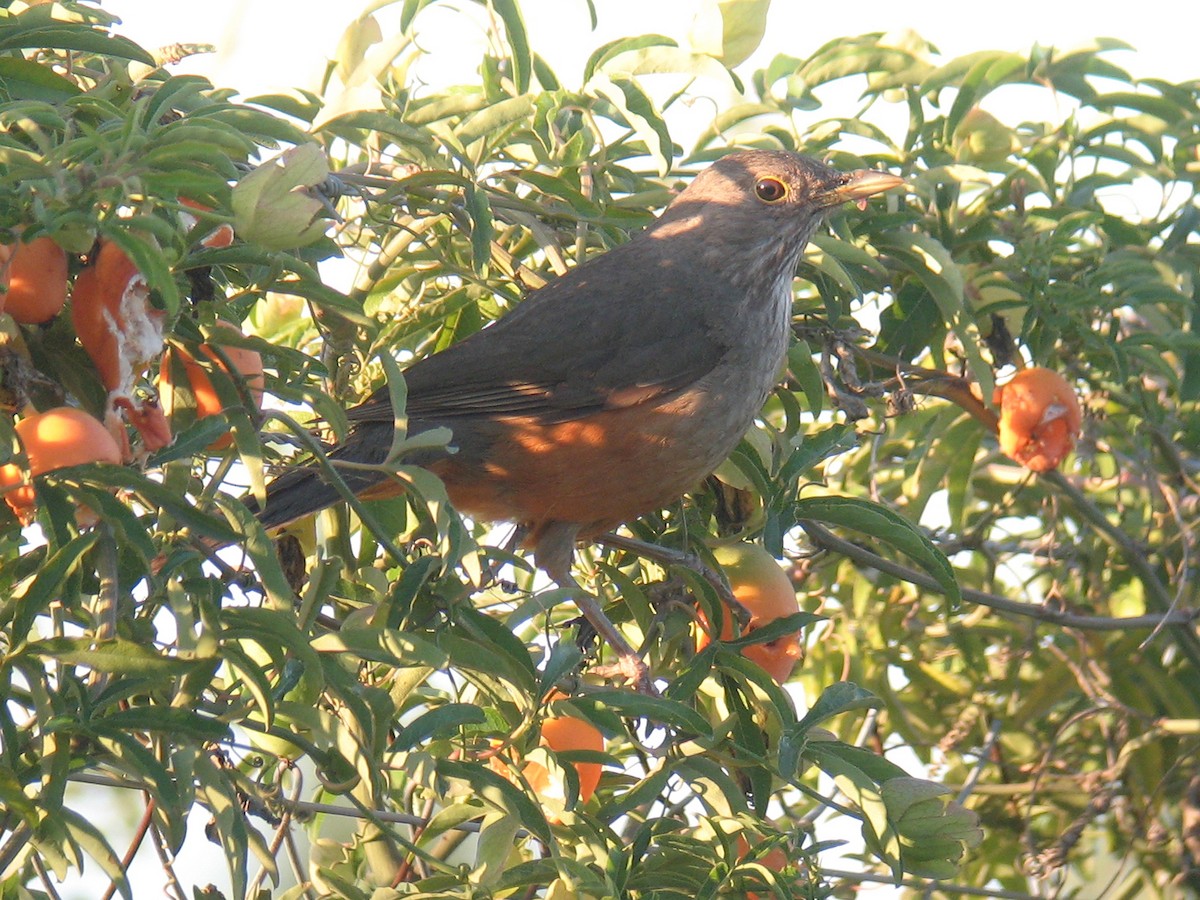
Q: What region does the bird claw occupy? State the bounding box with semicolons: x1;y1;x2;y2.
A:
592;655;658;696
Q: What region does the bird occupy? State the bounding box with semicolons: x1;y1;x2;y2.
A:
255;149;903;686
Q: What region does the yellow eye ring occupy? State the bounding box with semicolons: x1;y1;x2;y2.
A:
754;177;788;202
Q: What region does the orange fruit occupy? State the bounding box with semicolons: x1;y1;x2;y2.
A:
0;407;122;523
1;236;68;323
71;240;166;397
734;834;792;900
993;366;1081;472
489;698;604;817
532;714;604;804
696;543;803;684
179;198;235;249
159;323;264;449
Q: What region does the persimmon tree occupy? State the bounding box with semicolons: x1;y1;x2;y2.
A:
1;1;1197;898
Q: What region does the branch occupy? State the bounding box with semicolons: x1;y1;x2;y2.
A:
824;866;1039;899
1044;471;1200;668
798;520;1200;631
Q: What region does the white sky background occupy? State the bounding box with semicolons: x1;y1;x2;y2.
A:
47;1;1197;897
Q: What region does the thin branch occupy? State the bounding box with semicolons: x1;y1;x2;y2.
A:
101;797;155;900
798;520;1199;631
0;821;33;878
1044;471;1200;668
956;720;1002;805
824;866;1039;899
67;771;490;832
31;852;64;900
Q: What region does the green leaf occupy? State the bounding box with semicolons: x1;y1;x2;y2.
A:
455;95;536;147
99;706;231;742
390;703;487;750
27;637;215;677
588;73;672;175
231;143;329;250
5;532;97;631
787;339;824;417
880;230;993;402
491;0;531;93
310;627;447;669
795;495;962;606
0;24;154;64
688;0;771;68
62;465;240;544
583;34;678;83
466;181;494;273
806;741;900;878
795;681;881;733
0;57;80;101
57;808;133;900
582;687;710;734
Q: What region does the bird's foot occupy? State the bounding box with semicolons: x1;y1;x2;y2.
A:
592;654;657;696
569;591;659;695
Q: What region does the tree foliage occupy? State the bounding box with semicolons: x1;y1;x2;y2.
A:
1;0;1198;897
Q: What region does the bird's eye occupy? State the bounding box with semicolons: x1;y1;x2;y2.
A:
754;177;788;202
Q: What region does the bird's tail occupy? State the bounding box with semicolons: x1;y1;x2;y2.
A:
251;422;394;531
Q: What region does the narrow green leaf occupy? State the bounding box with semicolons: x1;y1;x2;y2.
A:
583;687;710;734
588;73;672;175
795;494;962;605
0;24;154;64
390;703;487;751
28;637;212;677
58;808;133;899
795;681;881;733
0;57;80;101
466;182;494;273
99;707;231;742
491;0;531;93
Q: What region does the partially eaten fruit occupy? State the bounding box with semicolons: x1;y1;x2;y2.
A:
158;323;264;450
994;367;1081;472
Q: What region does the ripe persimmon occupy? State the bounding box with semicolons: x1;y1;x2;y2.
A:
1;236;68;324
696;543;803;684
994;366;1081;472
179;198;235;249
158;323;264;449
71;240;166;398
489;696;604;817
734;834;793;900
0;407;122;523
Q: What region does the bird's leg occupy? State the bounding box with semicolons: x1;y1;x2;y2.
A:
534;523;655;694
597;532;752;630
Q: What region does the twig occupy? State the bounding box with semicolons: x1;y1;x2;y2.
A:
0;821;33;879
66;771;494;832
824;866;1039;899
956;720;1002;805
148;818;187;900
32;852;64;900
1044;471;1200;669
798;520;1199;631
101;797;155;900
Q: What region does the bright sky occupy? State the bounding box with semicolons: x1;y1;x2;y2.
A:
110;0;1195;103
52;1;1196;897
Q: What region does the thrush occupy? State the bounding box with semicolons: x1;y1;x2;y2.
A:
256;149;903;686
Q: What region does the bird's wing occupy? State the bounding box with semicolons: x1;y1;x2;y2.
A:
346;240;734;426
